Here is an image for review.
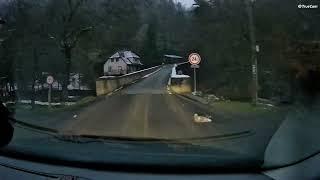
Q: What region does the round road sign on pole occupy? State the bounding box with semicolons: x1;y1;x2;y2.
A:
188;53;201;65
189;53;201;95
46;76;54;85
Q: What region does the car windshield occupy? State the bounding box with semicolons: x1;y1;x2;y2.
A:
0;0;320;170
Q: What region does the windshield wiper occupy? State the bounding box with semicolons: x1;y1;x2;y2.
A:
10;118;58;134
55;134;180;144
55;130;254;144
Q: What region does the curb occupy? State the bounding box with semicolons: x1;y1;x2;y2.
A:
175;93;210;105
173;93;216;112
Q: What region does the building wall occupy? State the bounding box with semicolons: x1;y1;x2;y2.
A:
127;65;139;74
104;59;128;75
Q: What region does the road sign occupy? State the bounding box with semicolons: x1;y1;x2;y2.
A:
189;53;201;94
188;53;201;65
256;45;260;53
191;64;200;69
46;76;54;85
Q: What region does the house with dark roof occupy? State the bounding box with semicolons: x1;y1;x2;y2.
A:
103;50;143;76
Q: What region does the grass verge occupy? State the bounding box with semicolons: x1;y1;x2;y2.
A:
11;96;97;115
211;101;279;116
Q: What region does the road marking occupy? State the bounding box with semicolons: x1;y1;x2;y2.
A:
167;77;171;86
167;84;173;95
142;67;163;78
164;95;198;134
121;96;143;136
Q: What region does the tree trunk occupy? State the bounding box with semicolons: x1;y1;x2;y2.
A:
62;47;72;101
31;48;39;109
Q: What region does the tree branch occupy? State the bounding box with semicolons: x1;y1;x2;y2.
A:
67;0;85;23
70;26;93;47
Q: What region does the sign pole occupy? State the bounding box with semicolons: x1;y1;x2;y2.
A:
46;75;54;110
189;53;201;95
193;68;197;94
48;84;52;110
246;0;259;105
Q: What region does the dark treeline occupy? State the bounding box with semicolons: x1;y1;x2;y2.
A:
0;0;319;103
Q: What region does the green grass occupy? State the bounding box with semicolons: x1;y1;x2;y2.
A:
59;96;97;111
211;101;277;116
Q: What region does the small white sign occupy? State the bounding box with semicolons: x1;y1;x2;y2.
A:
189;53;201;65
252;65;257;74
191;64;200;69
256;45;260;53
46;76;54;85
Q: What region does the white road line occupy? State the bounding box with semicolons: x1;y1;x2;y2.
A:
142;67;163;78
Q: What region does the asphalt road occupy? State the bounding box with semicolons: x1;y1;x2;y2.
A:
62;65;249;139
60;63;286;161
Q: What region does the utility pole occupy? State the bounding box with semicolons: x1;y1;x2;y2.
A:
0;18;6;43
0;18;5;27
246;0;259;105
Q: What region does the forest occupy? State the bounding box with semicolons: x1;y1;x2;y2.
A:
1;0;319;104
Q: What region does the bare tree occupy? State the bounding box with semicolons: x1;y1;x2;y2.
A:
49;0;92;100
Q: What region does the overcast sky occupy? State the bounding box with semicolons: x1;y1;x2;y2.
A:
175;0;195;7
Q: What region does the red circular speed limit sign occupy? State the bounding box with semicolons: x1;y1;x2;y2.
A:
188;53;201;65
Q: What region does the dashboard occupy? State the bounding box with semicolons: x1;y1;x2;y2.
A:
1;153;320;180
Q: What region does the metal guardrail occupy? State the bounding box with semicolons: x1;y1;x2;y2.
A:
96;65;164;96
99;65;162;80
